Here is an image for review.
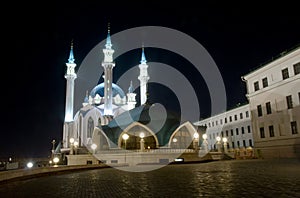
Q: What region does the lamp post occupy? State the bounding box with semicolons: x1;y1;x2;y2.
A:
139;132;145;152
51;139;56;159
193;132;199;151
91;143;97;154
216;136;221;152
222;137;228;153
74;141;79;154
69;138;74;155
202;134;208;153
122;133;129;163
53;157;59;166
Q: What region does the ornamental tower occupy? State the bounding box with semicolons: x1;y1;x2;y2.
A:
63;41;77;148
101;26;115;115
138;47;150;105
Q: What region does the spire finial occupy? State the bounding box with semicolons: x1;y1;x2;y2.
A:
105;23;112;49
68;39;75;64
140;45;147;64
128;80;134;93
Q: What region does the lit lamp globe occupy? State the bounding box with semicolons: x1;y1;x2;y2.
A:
27;162;33;169
216;136;221;142
202;134;207;140
139;132;145;139
69;138;75;144
222;137;228;143
193;132;199;139
172;137;177;143
53;157;59;165
122;133;129;141
74;141;79;147
91;143;97;151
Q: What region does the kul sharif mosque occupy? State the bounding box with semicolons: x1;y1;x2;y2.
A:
60;28;204;162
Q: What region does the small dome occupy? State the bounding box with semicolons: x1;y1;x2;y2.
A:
90;83;126;98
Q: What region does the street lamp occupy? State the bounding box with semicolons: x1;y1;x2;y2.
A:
74;141;79;154
193;132;199;151
139;132;145;152
202;134;208;153
91;143;97;154
216;136;221;152
69;138;75;155
122;133;129;163
222;137;228;153
53;157;59;166
51;139;56;158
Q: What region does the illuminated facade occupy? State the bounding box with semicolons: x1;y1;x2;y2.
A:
194;104;254;151
242;46;300;158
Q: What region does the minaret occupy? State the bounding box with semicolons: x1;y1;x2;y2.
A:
138;47;150;105
63;41;77;148
127;81;137;110
101;25;115;115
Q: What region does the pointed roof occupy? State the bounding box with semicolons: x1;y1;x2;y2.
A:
140;46;147;64
128;81;134;93
105;24;112;49
68;40;75;64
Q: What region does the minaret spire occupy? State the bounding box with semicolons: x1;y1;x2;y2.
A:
138;46;150;106
102;24;115;115
63;40;77;148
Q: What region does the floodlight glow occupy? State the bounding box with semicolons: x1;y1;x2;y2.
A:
27;162;33;168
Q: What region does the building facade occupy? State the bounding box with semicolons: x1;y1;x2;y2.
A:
194;104;253;152
242;46;300;158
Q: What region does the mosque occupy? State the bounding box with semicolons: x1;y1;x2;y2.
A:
59;28;206;166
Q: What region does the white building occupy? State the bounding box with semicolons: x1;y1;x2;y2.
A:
242;46;300;158
194;104;253;151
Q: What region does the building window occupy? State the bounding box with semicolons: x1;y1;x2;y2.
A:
282;68;289;80
226;130;228;136
294;62;300;75
220;119;223;125
216;120;218;125
236;128;239;135
87;117;94;138
262;77;268;88
212;121;214;127
266;102;272;114
291;121;298;134
298;92;300;103
237;141;240;147
243;140;246;147
240;113;243;119
232;142;235;148
229;116;232;122
246;111;249;118
269;125;275;137
221;131;224;137
225;117;227;123
247;125;251;133
286;95;293;109
231;129;234;136
260;127;265;138
257;105;262;117
234;115;237;121
254;81;259;91
249;139;253;147
241;127;245;134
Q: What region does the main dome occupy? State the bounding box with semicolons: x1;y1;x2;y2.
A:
90;83;126;98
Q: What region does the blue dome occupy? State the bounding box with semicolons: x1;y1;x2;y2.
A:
90;83;126;98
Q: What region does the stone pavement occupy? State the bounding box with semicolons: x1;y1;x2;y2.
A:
0;158;299;197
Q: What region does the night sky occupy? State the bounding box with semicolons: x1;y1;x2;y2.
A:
2;1;300;158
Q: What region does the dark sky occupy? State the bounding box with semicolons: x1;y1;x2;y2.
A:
2;1;300;158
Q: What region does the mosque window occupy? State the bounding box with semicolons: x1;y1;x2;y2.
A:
286;95;293;109
260;127;265;138
291;121;298;134
269;125;275;137
87;117;94;138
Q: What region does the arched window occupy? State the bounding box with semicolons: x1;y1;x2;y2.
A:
87;117;94;138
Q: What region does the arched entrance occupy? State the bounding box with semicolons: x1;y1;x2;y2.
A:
118;122;159;150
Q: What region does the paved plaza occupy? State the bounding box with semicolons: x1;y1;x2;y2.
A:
0;158;299;197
